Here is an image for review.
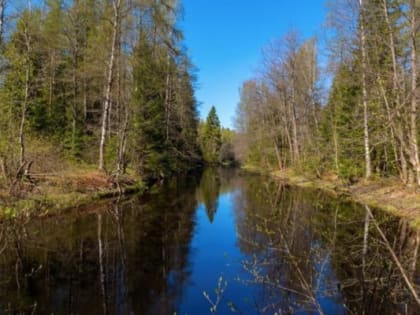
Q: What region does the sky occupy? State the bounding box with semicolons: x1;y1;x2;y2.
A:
179;0;327;129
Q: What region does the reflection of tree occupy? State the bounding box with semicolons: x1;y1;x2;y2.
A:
233;179;330;314
328;205;420;314
233;176;420;315
196;167;239;223
196;168;220;223
0;172;418;314
0;175;199;315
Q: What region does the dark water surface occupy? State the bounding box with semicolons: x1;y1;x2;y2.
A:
0;168;419;314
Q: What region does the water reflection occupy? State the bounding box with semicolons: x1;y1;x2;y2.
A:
0;168;418;315
197;168;221;223
233;177;420;314
0;176;200;314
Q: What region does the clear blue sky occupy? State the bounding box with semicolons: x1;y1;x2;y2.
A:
179;0;327;129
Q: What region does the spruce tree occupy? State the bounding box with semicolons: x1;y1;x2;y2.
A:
200;106;222;164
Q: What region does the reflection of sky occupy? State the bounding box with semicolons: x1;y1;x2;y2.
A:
178;191;258;314
178;188;346;314
0;172;414;314
311;242;346;315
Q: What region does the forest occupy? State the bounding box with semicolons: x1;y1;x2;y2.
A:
235;0;420;187
0;0;207;199
0;0;239;203
0;1;419;313
0;0;419;207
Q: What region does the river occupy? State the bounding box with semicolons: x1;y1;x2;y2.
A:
0;168;419;314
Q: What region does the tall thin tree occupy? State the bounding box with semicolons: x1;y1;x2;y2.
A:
99;0;121;171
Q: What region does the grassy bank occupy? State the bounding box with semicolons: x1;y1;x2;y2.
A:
243;165;420;228
0;166;146;220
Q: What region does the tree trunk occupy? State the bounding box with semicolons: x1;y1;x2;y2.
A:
273;140;283;170
117;110;129;175
48;51;55;118
19;24;31;167
164;66;171;142
409;0;420;185
359;0;372;179
98;0;120;171
82;41;88;122
19;65;29;167
333;122;339;174
382;0;409;182
411;230;420;278
0;0;5;47
290;89;300;165
72;50;78;156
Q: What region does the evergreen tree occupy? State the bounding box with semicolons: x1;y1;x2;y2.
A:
200;106;222;164
320;63;364;179
132;34;167;176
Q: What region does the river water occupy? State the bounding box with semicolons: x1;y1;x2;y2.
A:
0;168;419;314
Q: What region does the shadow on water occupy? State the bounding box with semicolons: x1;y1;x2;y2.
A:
0;168;418;314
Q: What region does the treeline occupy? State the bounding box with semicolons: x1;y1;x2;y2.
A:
198;106;236;166
235;0;420;185
0;0;201;186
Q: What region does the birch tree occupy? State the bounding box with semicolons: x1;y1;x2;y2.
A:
98;0;121;171
358;0;372;178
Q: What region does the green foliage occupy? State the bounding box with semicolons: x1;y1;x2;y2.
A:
320;63;364;179
132;36;171;176
199;106;222;164
0;0;201;186
131;33;201;177
219;128;236;165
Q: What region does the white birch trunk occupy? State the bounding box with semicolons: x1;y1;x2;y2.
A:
359;0;372;178
98;0;120;171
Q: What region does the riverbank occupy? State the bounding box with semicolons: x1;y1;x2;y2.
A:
0;168;146;220
243;166;420;228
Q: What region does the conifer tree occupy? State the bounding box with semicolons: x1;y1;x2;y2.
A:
200;106;222;164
